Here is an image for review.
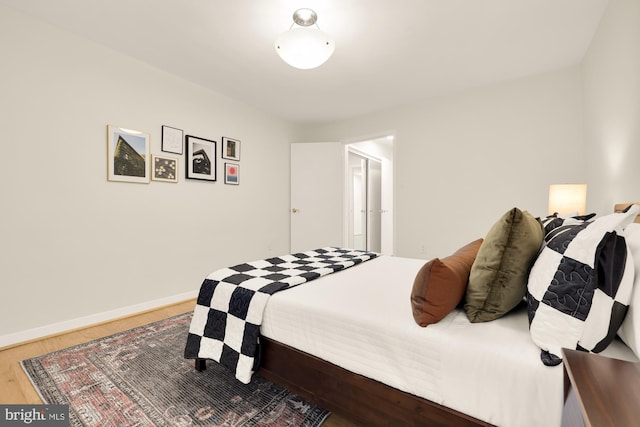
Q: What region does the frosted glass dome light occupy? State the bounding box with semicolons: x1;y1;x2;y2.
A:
275;9;335;70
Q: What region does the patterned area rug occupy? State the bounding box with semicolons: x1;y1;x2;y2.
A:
21;313;329;427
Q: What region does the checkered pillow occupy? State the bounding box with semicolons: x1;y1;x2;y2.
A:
527;205;639;365
540;212;596;236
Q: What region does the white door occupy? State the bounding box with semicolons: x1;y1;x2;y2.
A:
290;142;344;253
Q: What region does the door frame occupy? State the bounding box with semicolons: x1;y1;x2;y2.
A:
289;135;395;255
346;148;383;252
343;133;395;255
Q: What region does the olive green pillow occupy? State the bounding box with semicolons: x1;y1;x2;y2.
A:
465;208;543;323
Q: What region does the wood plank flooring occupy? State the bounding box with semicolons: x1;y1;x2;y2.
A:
0;298;357;426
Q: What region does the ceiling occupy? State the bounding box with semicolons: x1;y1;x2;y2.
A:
1;0;610;125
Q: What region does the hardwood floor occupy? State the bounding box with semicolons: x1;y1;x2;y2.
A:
0;298;357;426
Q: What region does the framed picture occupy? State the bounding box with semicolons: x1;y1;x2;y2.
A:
107;125;150;183
186;135;216;181
161;125;184;155
152;155;178;183
224;163;239;185
221;136;241;161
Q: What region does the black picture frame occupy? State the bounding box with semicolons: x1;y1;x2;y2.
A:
221;136;241;161
185;135;216;181
161;125;184;155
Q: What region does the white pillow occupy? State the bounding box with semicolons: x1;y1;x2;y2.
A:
618;222;640;358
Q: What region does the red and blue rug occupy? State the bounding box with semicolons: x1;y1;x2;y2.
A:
21;312;329;426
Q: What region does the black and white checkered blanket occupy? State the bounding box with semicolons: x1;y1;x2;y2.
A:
184;247;379;383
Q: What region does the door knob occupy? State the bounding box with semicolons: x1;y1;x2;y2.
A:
292;208;299;213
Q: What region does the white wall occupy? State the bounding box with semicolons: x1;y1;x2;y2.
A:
0;6;295;339
4;0;635;343
297;67;586;259
583;0;640;213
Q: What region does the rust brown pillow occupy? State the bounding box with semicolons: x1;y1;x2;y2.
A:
410;239;483;327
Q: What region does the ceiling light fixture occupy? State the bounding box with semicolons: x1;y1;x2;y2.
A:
275;8;335;70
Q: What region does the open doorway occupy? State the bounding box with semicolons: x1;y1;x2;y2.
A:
346;136;394;254
347;152;381;251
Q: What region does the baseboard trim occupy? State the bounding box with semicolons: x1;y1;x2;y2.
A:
0;290;198;349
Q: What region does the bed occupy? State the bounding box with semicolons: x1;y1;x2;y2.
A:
188;205;640;427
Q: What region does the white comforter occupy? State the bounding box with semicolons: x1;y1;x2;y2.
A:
261;255;638;427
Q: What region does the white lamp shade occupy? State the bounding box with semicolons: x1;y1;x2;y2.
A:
548;184;587;216
275;27;335;70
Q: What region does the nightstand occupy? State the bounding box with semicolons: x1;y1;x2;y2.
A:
561;348;640;426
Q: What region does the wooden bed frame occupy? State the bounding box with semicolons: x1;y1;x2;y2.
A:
195;337;492;427
614;202;640;223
